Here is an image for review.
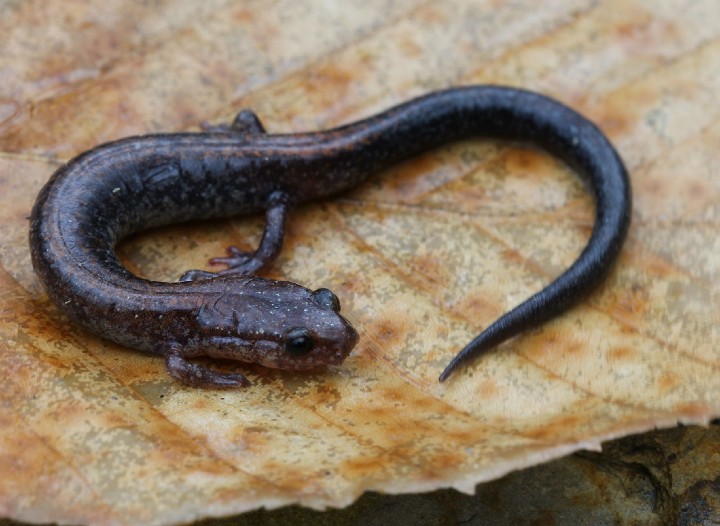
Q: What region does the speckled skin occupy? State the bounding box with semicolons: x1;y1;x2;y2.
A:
29;86;631;387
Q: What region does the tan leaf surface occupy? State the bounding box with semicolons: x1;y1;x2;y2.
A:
2;0;719;524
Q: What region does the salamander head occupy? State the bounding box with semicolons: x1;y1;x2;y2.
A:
194;279;359;371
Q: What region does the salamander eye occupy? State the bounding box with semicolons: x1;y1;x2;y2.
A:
285;327;315;356
312;288;340;312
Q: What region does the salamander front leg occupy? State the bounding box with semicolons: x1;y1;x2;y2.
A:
214;191;290;276
179;190;291;282
160;343;251;388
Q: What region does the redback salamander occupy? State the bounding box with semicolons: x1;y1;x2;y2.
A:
29;86;631;388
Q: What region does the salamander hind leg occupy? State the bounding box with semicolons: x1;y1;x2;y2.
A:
161;343;251;388
200;109;266;135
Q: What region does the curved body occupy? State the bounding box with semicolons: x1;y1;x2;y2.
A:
29;86;631;387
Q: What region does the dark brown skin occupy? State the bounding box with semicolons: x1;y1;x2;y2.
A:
29;86;631;388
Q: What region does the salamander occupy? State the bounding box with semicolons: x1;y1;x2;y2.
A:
29;86;631;388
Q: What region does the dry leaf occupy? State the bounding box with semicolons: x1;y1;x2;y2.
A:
1;0;719;524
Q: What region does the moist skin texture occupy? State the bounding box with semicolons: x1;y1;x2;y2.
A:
29;86;631;388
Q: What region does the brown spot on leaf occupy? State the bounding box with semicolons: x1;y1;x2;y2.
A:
608;346;634;362
501;247;525;266
524;413;585;441
613;283;650;324
370;319;404;347
658;372;680;393
504;147;547;173
410;253;448;286
476;378;499;400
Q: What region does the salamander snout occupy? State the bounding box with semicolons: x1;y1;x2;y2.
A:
274;287;358;369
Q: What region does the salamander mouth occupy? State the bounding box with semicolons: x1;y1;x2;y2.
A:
294;349;348;369
261;348;349;370
205;333;355;370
